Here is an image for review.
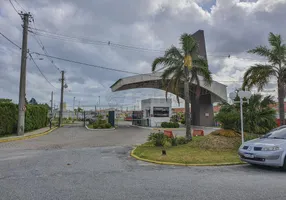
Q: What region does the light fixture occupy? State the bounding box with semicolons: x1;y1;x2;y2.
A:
229;92;237;100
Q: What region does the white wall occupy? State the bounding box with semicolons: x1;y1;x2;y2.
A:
141;98;172;127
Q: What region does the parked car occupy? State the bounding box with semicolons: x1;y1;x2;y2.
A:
238;126;286;169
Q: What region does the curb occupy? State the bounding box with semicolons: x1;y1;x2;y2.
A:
85;125;115;131
130;125;153;130
130;147;245;167
0;127;58;143
152;128;186;131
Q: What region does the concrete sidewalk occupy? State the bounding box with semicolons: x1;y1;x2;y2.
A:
0;127;57;143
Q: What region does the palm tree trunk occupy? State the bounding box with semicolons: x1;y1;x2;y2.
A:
278;80;285;125
184;68;192;140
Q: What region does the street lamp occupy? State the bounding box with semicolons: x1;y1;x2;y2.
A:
229;90;251;143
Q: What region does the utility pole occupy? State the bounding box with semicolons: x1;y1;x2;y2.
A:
51;91;54;114
73;97;75;120
58;71;65;127
17;13;31;135
49;91;53;129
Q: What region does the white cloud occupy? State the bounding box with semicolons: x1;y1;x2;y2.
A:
1;0;285;109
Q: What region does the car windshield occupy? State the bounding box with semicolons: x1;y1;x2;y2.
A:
261;126;286;139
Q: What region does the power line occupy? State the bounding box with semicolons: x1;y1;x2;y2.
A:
13;0;27;13
8;0;21;15
28;53;58;89
0;32;21;49
29;21;61;72
28;27;267;61
31;52;142;75
29;27;165;52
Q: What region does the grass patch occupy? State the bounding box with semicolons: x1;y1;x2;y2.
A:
133;133;245;165
87;124;93;129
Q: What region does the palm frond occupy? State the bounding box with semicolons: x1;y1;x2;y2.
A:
192;57;212;86
152;57;181;72
261;95;275;108
161;65;179;82
242;64;276;91
268;32;282;48
164;46;184;60
152;57;166;72
180;33;198;55
248;45;272;58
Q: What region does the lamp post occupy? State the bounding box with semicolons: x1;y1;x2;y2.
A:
229;90;251;143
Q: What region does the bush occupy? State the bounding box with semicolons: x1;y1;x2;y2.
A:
104;123;112;128
93;123;99;129
25;104;48;132
161;122;180;128
163;141;172;148
214;110;240;130
0;102;17;136
0;103;48;135
170;136;178;146
170;115;178;123
147;132;168;146
177;136;189;145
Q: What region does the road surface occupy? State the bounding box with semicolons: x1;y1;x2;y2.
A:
0;123;285;200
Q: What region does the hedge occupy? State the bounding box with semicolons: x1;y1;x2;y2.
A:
0;102;49;136
25;104;49;132
0;103;18;136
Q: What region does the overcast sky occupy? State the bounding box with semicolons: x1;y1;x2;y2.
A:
1;0;285;110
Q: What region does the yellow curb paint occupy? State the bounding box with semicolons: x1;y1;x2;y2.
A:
130;147;245;167
0;127;58;143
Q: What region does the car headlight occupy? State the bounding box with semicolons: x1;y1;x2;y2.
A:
261;146;281;151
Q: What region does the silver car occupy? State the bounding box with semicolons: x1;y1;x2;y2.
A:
238;126;286;169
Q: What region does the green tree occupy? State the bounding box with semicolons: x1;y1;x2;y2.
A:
243;32;286;125
0;99;12;103
215;94;276;134
152;33;212;139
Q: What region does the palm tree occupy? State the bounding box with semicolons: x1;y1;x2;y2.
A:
152;33;212;139
243;32;286;125
215;94;276;134
244;94;277;134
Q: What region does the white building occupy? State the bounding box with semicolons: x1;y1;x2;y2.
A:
141;98;172;127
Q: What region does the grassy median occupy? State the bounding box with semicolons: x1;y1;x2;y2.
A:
133;130;253;165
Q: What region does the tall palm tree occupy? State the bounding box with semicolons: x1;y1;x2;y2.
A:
152;33;212;139
243;32;286;125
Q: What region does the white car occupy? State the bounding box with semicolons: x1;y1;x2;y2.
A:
238;126;286;170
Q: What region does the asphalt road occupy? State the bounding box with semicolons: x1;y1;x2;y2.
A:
0;123;285;200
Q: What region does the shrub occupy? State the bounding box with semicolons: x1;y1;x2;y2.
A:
170;136;178;146
93;123;99;129
99;124;105;129
105;123;112;128
147;132;168;146
214;110;240;130
161;122;168;128
163;141;172;148
177;136;188;145
161;122;180;128
25;104;48;132
170;115;178;123
0;102;17;136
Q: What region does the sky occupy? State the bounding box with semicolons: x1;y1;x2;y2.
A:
0;0;286;110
